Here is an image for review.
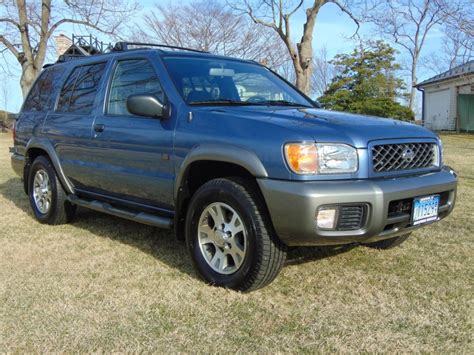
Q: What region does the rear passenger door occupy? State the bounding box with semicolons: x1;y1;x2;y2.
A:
42;61;109;189
87;57;175;210
16;65;66;153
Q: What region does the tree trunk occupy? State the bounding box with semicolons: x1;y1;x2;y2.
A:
20;63;39;98
409;83;417;112
295;68;311;94
409;56;418;112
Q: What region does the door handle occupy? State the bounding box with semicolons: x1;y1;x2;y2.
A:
94;123;105;133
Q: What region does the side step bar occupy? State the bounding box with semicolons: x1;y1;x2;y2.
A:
68;195;173;229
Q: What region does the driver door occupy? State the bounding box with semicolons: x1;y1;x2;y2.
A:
84;57;175;210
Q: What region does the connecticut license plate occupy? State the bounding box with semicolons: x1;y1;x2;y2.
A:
412;195;440;226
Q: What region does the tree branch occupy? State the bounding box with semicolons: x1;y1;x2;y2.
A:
16;0;34;63
47;18;117;38
0;17;21;29
331;0;360;37
0;35;21;60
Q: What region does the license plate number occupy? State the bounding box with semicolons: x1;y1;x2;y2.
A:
412;195;440;225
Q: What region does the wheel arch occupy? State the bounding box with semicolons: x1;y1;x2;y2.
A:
174;145;269;240
25;138;74;195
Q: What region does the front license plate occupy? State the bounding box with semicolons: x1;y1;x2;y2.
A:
412;195;440;225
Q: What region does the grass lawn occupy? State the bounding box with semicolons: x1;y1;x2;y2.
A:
0;133;472;352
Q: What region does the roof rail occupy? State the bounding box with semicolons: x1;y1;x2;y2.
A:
112;42;209;54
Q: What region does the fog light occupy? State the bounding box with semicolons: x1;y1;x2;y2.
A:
316;207;337;229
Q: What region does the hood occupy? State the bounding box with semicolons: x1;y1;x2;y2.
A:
197;106;437;148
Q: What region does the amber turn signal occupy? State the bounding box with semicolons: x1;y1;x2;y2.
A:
284;143;318;174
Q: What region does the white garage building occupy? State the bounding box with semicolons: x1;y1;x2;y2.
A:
416;60;474;132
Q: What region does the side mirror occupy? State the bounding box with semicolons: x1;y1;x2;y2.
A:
126;94;167;118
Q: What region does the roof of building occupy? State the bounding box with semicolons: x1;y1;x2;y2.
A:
416;60;474;88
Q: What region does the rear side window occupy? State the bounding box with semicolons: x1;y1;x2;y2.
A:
23;66;65;112
107;59;164;116
57;62;107;114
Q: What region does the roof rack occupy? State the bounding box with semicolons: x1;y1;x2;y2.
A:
48;37;211;67
52;34;113;64
73;34;112;55
112;42;209;54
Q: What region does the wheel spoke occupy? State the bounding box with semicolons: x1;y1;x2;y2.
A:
232;224;245;236
209;204;225;226
199;223;213;236
229;212;244;235
199;223;214;244
45;195;51;207
43;173;49;186
228;247;245;266
211;249;225;271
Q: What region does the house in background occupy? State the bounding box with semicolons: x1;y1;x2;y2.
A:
416;60;474;132
54;34;110;58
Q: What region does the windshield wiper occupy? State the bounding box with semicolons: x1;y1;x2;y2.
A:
257;100;312;107
189;99;255;106
189;99;313;108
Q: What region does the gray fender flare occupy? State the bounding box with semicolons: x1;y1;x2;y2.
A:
25;137;74;194
174;144;268;200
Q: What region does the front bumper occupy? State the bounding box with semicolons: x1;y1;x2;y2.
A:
258;167;457;246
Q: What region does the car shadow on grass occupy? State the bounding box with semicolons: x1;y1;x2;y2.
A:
0;177;357;276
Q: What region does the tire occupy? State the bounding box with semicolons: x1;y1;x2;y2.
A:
28;155;76;225
185;177;287;292
364;233;411;250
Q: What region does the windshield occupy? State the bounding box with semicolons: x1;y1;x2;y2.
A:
162;56;313;107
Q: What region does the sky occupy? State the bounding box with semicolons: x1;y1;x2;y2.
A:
0;0;446;114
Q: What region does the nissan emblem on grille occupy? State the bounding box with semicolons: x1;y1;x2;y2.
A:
372;143;437;172
402;148;415;163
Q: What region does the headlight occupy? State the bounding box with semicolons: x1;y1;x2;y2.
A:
284;143;358;174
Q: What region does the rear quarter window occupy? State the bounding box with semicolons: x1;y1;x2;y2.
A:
23;66;66;112
57;62;107;114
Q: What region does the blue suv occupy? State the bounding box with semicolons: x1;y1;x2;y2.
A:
10;42;458;291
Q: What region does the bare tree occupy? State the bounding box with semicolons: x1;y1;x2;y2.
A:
137;0;290;73
423;27;473;76
230;0;360;94
0;0;138;97
311;46;336;98
441;0;474;38
441;3;474;69
442;26;473;69
363;0;465;111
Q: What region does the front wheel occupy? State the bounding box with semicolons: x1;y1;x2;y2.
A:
185;178;286;292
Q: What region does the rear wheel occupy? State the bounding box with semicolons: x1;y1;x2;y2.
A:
364;234;410;250
185;177;286;291
28;156;76;225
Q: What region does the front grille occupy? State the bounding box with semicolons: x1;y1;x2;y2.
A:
336;205;367;231
372;143;437;173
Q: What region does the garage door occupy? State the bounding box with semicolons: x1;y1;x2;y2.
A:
458;94;474;132
425;89;452;130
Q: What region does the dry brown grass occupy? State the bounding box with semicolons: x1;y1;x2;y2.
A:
0;133;472;352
